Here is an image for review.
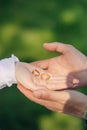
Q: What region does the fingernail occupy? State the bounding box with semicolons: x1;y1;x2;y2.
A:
72;78;79;88
44;43;48;45
73;78;79;84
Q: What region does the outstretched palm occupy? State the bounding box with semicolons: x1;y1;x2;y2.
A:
32;42;87;90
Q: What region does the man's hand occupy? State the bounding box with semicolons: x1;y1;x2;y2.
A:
32;42;87;90
17;84;87;119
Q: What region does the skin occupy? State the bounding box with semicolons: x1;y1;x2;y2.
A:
15;62;48;91
15;62;63;90
31;42;87;90
17;42;87;119
17;84;87;119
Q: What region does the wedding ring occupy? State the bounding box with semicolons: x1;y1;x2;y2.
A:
32;69;40;76
41;73;50;80
32;69;51;80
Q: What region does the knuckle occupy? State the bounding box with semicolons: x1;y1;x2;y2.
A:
66;44;74;51
67;44;73;48
40;90;49;99
53;42;59;45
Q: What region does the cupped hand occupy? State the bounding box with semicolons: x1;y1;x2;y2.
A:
15;62;62;90
17;84;87;119
15;62;49;90
32;42;87;90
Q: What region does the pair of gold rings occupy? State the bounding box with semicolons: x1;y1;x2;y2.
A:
32;69;50;80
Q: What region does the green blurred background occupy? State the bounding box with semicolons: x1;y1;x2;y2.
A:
0;0;87;129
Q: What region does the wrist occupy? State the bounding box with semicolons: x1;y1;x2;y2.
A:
65;94;87;119
81;97;87;119
72;96;87;119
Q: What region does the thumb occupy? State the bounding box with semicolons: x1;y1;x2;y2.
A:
43;42;72;54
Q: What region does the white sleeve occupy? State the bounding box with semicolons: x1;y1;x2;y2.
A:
0;54;19;89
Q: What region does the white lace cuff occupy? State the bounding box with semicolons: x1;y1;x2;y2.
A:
0;55;19;89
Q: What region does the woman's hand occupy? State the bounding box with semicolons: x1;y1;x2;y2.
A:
15;62;46;90
15;62;64;90
32;42;87;90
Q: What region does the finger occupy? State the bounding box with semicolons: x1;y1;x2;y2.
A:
43;42;72;54
17;84;33;97
31;59;50;69
33;89;70;101
46;81;68;90
17;84;52;106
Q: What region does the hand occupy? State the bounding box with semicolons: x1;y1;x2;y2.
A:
32;42;87;90
15;62;51;90
16;62;67;91
17;84;87;119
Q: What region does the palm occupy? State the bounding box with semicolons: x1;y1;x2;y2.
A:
16;62;50;90
32;43;87;90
